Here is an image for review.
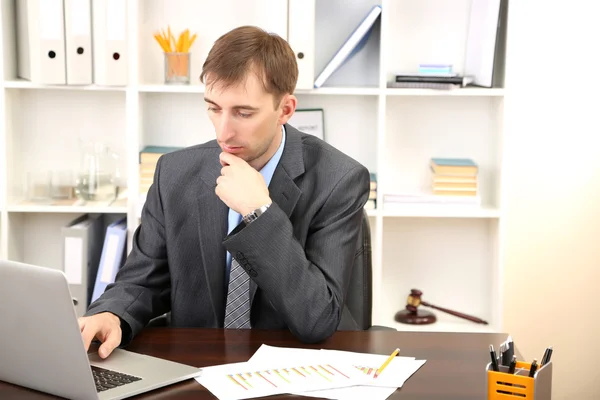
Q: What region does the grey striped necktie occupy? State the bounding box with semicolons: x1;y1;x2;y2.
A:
224;257;251;329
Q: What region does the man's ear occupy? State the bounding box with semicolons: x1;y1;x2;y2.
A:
278;94;297;125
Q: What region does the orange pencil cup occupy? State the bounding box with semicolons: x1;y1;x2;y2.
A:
164;52;190;84
486;358;552;400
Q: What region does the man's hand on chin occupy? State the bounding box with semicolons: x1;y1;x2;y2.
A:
215;152;272;216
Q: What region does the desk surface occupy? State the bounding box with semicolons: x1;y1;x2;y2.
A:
0;328;510;399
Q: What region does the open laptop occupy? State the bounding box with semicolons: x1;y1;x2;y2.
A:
0;259;202;400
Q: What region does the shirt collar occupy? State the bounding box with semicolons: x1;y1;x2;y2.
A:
259;125;286;186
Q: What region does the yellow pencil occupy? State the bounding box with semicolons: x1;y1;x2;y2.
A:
373;348;400;379
187;33;197;51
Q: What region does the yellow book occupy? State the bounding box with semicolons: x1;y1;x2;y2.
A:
433;189;478;196
432;181;478;189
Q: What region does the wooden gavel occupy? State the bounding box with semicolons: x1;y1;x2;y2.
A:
395;289;488;325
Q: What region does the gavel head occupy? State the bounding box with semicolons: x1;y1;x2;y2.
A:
405;289;424;313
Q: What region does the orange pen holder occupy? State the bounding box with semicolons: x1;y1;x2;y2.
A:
486;357;552;400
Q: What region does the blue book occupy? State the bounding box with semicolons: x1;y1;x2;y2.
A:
314;5;382;88
430;158;478;175
431;158;477;167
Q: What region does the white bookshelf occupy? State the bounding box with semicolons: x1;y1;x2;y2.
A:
0;0;507;334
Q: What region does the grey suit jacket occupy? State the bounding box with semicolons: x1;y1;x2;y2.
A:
86;124;370;344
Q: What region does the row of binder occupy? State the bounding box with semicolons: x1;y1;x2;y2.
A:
62;214;127;317
17;0;127;86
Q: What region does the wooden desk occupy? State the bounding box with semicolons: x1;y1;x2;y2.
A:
0;328;510;399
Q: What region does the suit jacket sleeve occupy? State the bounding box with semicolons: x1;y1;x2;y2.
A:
85;156;171;345
223;164;370;343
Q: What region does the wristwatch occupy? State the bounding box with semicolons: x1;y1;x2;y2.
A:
242;203;271;225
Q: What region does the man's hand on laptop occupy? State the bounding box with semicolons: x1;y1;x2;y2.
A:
78;312;122;359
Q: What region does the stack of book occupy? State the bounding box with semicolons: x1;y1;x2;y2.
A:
139;146;183;194
365;172;377;210
430;158;478;197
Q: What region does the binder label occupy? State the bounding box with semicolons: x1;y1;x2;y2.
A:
71;0;91;36
64;237;83;285
106;0;126;41
40;0;63;40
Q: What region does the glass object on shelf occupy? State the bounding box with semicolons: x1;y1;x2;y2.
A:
26;171;52;203
75;141;120;202
50;170;75;200
164;52;190;84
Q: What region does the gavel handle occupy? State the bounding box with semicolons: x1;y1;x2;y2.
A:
421;301;488;325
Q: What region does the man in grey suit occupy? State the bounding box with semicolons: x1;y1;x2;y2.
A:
79;26;370;359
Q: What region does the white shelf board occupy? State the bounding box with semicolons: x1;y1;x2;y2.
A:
1;81;503;96
385;88;504;97
137;84;381;96
380;204;500;218
7;200;128;214
138;84;206;93
3;79;126;91
380;316;497;333
295;87;380;96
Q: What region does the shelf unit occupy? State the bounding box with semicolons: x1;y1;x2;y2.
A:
0;0;508;333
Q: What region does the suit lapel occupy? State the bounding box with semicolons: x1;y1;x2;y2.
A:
197;152;228;326
249;124;305;303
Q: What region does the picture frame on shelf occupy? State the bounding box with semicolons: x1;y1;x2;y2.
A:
288;108;325;140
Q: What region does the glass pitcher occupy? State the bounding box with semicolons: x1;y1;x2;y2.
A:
74;141;120;202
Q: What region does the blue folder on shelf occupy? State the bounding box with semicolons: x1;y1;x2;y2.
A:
91;218;127;303
314;5;382;88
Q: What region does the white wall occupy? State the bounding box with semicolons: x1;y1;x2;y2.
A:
503;1;600;399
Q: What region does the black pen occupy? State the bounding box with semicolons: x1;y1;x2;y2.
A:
500;342;510;366
507;336;514;360
490;345;499;372
528;358;538;377
508;355;517;374
542;346;553;365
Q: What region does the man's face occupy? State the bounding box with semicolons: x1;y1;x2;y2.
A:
204;72;284;170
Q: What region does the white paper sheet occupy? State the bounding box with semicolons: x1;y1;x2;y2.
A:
294;385;398;400
247;345;427;400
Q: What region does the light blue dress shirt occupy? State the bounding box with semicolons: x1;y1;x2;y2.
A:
225;125;286;284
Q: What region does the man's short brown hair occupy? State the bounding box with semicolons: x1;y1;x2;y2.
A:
200;26;298;106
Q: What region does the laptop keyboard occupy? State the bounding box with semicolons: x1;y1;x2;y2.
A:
92;365;142;392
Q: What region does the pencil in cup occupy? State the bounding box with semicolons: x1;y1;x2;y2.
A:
164;52;190;84
486;357;553;400
153;27;197;84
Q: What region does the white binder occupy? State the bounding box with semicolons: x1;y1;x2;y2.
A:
16;0;66;84
313;5;381;89
62;214;104;317
92;0;128;86
64;0;93;84
464;0;507;87
288;0;315;90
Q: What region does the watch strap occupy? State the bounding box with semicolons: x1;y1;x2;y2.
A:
242;203;271;225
